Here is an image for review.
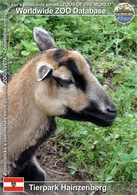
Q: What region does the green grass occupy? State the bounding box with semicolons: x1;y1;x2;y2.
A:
0;15;137;182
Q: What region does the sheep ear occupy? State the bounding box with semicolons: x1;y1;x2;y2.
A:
34;27;56;51
37;65;52;82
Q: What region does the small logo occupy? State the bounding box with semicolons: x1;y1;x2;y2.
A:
3;177;24;192
114;3;134;24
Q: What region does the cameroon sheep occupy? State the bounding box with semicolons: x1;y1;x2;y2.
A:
0;27;117;193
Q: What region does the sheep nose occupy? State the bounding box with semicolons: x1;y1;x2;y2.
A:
106;104;117;116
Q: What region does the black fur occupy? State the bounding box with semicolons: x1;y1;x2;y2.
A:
18;157;45;181
53;49;65;61
60;104;116;127
58;58;87;92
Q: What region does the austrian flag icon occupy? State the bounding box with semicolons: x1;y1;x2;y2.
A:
3;177;24;192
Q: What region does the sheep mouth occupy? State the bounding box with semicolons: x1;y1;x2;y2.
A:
60;106;117;127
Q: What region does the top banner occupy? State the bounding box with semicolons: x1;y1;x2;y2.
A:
1;1;137;16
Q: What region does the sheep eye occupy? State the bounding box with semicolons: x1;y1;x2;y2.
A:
58;78;72;87
53;77;73;87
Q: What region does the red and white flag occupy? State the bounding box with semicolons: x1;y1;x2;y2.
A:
3;177;24;192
